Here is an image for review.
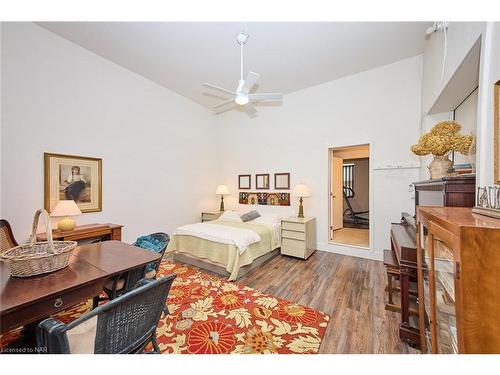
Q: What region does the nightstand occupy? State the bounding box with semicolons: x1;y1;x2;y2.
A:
280;217;316;259
201;212;222;222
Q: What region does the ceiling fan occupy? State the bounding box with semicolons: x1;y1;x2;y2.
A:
203;32;283;117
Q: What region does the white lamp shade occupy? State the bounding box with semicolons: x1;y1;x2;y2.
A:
215;185;230;195
50;200;82;217
292;183;311;197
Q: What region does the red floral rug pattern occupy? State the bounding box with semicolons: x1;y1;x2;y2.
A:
1;260;330;354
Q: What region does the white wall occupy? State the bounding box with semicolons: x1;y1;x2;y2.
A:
422;22;484;114
477;22;500;187
420;22;500;188
1;23;218;242
214;56;423;260
0;24;3;219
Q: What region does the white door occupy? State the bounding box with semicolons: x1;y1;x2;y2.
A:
331;155;344;232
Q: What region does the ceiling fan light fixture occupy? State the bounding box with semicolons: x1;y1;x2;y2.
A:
235;93;249;105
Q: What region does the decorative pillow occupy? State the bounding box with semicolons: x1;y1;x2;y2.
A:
240;210;261;222
133;235;168;273
218;210;243;222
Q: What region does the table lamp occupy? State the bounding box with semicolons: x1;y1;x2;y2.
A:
292;183;311;218
215;185;230;212
50;200;82;231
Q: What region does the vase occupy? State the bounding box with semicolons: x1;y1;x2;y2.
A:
428;155;452;179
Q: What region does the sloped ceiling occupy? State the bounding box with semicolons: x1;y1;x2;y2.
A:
38;22;430;108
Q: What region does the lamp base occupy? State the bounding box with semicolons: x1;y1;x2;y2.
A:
57;216;76;231
297;197;304;218
219;195;225;212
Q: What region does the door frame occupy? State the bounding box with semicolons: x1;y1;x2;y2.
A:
328;143;372;249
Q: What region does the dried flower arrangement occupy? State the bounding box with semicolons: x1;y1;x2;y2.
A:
411;121;473;179
411;121;473;156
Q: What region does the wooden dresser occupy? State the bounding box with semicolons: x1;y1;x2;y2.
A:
416;207;500;353
37;223;122;243
413;175;476;208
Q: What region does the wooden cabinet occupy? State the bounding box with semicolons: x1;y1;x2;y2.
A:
413;175;476;208
280;217;316;259
36;223;122;244
201;212;222;222
416;207;500;353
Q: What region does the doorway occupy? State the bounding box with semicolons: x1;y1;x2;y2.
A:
329;145;370;248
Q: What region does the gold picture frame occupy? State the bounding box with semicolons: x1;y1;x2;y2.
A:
495;80;500;184
44;153;102;213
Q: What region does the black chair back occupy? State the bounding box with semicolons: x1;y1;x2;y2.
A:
37;275;176;354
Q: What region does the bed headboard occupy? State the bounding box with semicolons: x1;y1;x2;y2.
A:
235;204;295;217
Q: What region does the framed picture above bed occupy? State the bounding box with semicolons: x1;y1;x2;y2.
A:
255;174;270;189
274;173;290;190
238;174;251;190
44;152;102;213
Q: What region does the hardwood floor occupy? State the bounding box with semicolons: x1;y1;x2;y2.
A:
237;250;419;354
331;227;370;248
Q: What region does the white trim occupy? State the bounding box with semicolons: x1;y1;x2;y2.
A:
316;242;383;261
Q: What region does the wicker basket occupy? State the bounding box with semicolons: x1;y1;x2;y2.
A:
0;209;77;277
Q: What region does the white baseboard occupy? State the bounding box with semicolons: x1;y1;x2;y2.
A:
316;241;383;261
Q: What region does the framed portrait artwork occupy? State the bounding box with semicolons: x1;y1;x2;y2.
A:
238;174;251;190
274;173;290;190
495;80;500;184
44;153;102;213
255;174;270;190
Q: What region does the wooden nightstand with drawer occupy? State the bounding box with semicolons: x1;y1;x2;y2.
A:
280;217;316;259
201;212;222;222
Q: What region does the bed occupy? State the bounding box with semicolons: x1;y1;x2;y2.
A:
167;211;281;280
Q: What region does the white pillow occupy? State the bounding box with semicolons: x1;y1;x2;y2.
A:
218;210;243;222
252;213;282;225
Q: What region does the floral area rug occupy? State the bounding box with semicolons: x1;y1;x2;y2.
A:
1;260;330;354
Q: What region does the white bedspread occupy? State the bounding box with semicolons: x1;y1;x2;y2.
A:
172;222;261;254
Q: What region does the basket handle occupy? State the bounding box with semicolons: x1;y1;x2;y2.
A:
28;209;55;253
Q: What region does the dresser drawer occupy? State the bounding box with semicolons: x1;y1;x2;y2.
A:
282;230;305;241
282;238;306;250
282;221;305;232
281;238;306;258
0;281;101;333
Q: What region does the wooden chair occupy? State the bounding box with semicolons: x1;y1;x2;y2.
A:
1;219;19;253
93;233;170;309
36;275;176;354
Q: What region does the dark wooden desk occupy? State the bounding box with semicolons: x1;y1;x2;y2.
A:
0;241;160;334
36;223;123;243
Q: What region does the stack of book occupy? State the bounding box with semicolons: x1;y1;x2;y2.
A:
450;163;473;175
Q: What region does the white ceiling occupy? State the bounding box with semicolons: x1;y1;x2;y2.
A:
37;22;431;108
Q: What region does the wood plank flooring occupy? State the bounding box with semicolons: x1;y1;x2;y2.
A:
332;228;370;248
236;250;419;354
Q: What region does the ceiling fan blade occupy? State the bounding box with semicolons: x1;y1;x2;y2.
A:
212;99;235;110
242;72;260;94
212;100;236;114
244;103;257;118
248;93;283;102
202;83;235;96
